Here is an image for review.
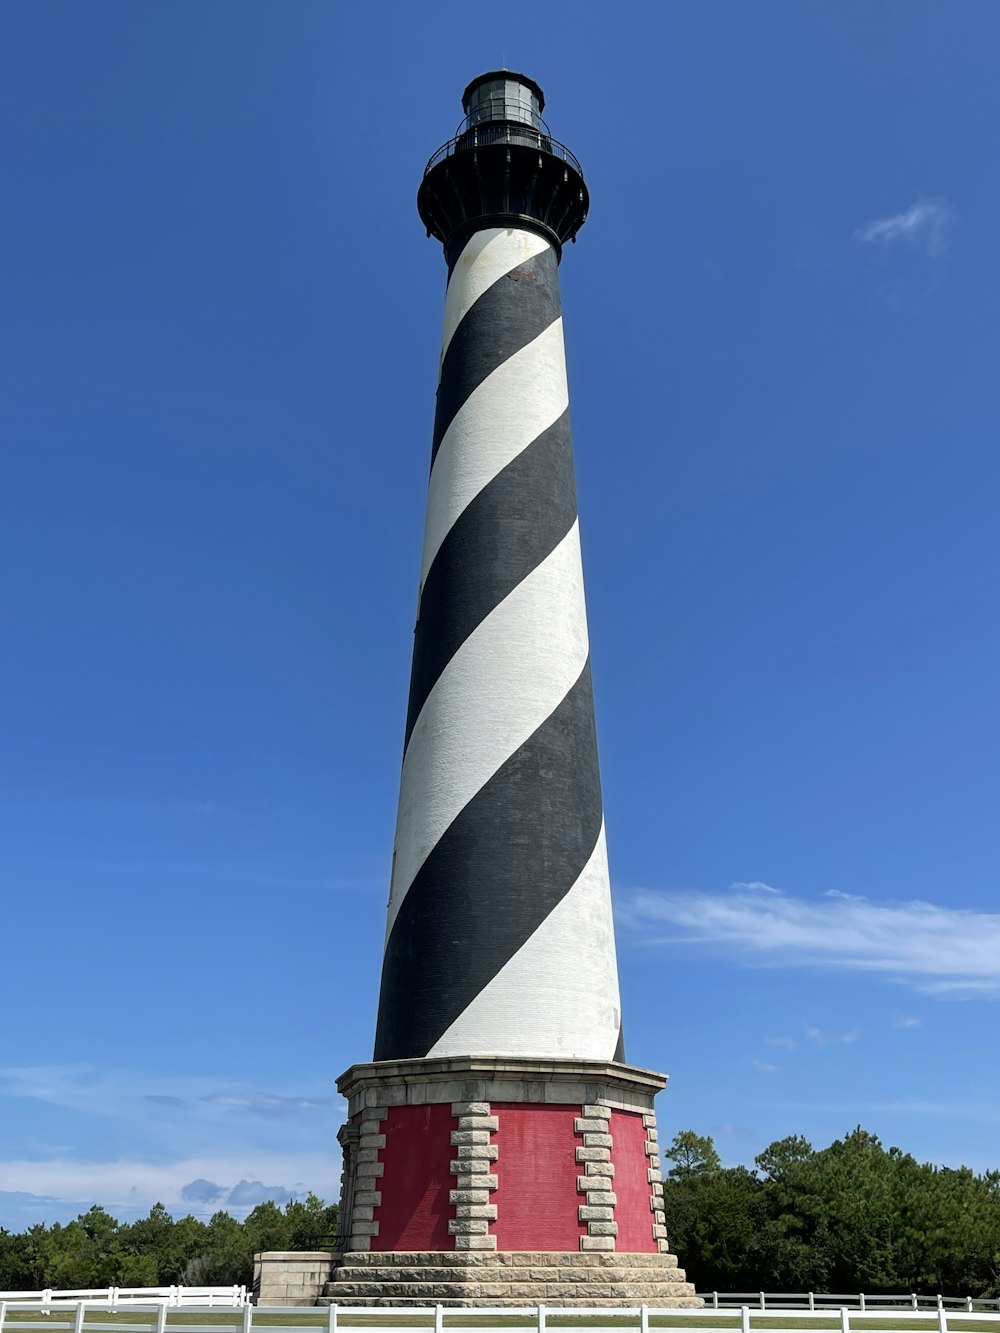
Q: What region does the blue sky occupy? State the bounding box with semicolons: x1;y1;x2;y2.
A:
1;0;998;1230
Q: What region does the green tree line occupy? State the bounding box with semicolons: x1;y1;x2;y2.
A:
0;1195;338;1291
4;1129;999;1296
664;1128;1000;1296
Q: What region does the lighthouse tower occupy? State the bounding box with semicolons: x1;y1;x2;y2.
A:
330;73;699;1307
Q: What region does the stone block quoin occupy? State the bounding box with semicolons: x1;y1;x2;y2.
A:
576;1102;618;1251
644;1110;670;1252
449;1100;499;1251
346;1105;387;1251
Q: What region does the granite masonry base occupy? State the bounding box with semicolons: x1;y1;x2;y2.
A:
253;1251;336;1306
320;1250;701;1307
316;1055;700;1308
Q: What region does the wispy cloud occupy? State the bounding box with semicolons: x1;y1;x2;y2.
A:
774;1097;1000;1126
855;198;953;257
200;1091;339;1119
0;1065;347;1200
893;1013;923;1030
805;1026;859;1048
0;1066;343;1126
619;882;1000;998
765;1036;798;1052
750;1059;778;1074
0;1153;340;1228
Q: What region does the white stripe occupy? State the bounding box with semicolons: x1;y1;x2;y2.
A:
386;521;589;939
421;317;568;589
439;227;551;365
427;822;622;1061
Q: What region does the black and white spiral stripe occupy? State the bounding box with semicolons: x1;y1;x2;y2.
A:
374;226;623;1064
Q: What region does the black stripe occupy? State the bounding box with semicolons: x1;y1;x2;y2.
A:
374;660;604;1062
613;1027;626;1063
403;409;577;750
431;242;562;467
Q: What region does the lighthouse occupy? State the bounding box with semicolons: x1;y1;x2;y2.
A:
330;72;700;1307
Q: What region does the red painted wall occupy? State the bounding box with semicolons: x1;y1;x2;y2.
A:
610;1109;656;1252
492;1103;585;1251
372;1103;454;1250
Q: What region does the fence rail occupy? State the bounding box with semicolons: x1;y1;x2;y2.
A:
3;1301;1000;1333
699;1295;1000;1313
0;1288;247;1308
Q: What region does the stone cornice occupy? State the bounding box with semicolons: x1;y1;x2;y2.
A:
337;1055;667;1102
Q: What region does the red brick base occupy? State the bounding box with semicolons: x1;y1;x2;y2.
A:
345;1086;660;1254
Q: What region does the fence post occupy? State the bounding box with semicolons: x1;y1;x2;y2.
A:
74;1302;86;1333
840;1306;850;1333
328;1303;338;1333
759;1293;766;1311
809;1294;815;1312
938;1302;947;1333
156;1302;167;1333
0;1300;7;1333
912;1295;919;1311
641;1305;649;1333
741;1305;751;1333
860;1295;866;1313
436;1304;445;1333
538;1304;546;1333
966;1299;973;1314
713;1293;719;1311
242;1300;252;1333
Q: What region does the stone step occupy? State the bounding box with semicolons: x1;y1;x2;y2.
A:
319;1295;703;1309
319;1249;699;1309
334;1251;678;1268
326;1270;689;1289
326;1279;696;1295
323;1277;697;1303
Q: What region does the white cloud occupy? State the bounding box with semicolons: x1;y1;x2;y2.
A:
200;1091;339;1118
750;1059;778;1074
619;881;1000;997
765;1036;798;1051
0;1152;341;1226
805;1027;859;1048
855;198;953;257
0;1065;348;1228
0;1066;345;1140
778;1097;1000;1125
892;1013;923;1029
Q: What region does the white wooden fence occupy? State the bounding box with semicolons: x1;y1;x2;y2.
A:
0;1288;247;1308
700;1293;1000;1312
1;1301;1000;1333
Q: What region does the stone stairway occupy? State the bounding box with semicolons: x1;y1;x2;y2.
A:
320;1250;702;1307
